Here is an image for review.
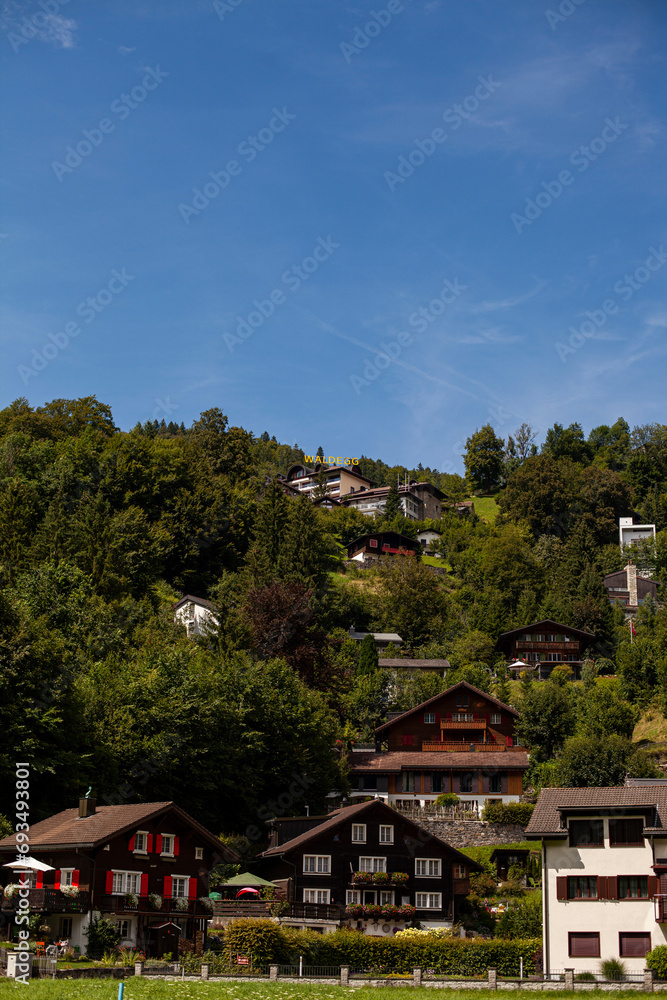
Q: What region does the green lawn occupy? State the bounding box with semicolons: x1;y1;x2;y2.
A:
469;496;500;523
0;983;656;999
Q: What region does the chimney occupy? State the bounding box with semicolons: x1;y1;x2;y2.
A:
626;562;638;607
78;797;96;819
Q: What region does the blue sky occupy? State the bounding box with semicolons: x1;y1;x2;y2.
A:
1;0;665;474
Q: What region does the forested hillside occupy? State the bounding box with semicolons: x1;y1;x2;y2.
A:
1;397;667;838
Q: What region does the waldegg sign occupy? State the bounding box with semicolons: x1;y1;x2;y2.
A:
304;456;359;466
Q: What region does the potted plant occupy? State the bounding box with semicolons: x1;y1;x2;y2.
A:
397;904;416;918
351;871;372;884
3;883;23;900
124;892;139;907
344;903;364;919
60;884;79;897
149;893;162;910
174;896;189;911
363;904;382;920
372;871;390;884
391;872;409;885
198;897;214;912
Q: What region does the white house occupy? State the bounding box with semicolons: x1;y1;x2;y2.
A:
416;529;442;555
526;786;667;976
172;595;219;638
619;517;656;551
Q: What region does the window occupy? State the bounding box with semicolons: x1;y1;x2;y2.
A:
402;772;416;793
568;932;600;958
379;825;394;844
489;774;502;794
195;847;203;860
172;877;188;898
567;877;598;899
618;876;648;899
452;713;474;722
369;539;378;548
416;859;441;877
352;824;367;843
456;695;469;708
362;775;378;790
453;865;467;879
346;890;360;905
60;869;74;887
569;819;604;846
546;653;561;662
60;918;73;938
303;889;330;904
424;713;436;724
160;834;174;856
619;933;652;958
111;871;141;895
416;892;442;909
379;890;394;905
431;773;443;793
133;831;147;852
359;857;386;873
303;855;330;874
116;920;130;939
609;818;644;845
490;713;501;725
460;774;473;794
402;735;414;746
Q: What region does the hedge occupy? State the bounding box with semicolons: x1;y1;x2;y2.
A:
481;802;535;825
219;921;541;975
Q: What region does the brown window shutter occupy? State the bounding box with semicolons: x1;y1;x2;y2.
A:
606;876;617;900
597;876;608;899
649;876;659;899
556;876;567;900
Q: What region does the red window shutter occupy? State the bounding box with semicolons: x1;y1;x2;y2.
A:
72;870;80;888
435;713;440;724
156;834;163;854
556;877;567;900
473;713;478;721
36;873;43;890
54;870;61;891
446;713;452;720
607;876;617;900
105;871;114;894
147;834;153;853
164;876;172;898
649;876;659;899
506;735;513;747
188;877;197;900
173;836;180;856
485;714;490;724
597;877;608;899
129;835;135;851
140;874;149;897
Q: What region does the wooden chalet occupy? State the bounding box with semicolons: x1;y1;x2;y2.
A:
346;531;419;563
496;619;595;680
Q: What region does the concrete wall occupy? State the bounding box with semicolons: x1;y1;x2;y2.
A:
407;817;528;849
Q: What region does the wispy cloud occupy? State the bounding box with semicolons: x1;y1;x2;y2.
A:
118;45;136;55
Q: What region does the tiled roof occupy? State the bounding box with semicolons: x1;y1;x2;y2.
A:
526;786;667;837
349;750;530;771
173;594;215;610
374;681;519;735
497;619;594;641
379;659;451;669
0;802;236;857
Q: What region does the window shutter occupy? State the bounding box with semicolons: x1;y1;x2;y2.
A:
156;834;163;854
506;735;513;747
447;713;452;721
485;714;490;724
140;874;149;897
36;873;43;890
435;713;440;725
129;835;135;851
649;876;659;899
188;877;197;900
147;834;153;853
173;836;180;857
164;876;172;898
607;876;617;900
556;877;567;900
597;877;608;899
105;871;114;894
72;870;80;888
54;870;61;891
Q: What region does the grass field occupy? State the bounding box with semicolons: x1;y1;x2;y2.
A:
469;497;500;523
0;984;655;999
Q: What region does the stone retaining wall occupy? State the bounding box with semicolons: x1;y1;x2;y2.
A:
408;818;528;848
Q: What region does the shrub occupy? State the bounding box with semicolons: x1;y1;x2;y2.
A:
435;793;460;807
601;958;626;981
575;972;596;982
495;894;542;939
646;946;667;979
482;802;535;825
224;918;289;964
83;917;121;960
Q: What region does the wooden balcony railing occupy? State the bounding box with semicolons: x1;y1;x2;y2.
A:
515;641;580;654
440;721;487;730
287;902;342;921
100;895;210;917
211;900;342;921
422;741;507;752
22;889;91;913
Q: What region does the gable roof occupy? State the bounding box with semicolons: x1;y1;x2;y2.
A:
349;750;530;772
526;786;667;838
346;531;419;552
259;799;482;869
497;619;595;642
0;802;238;858
374;681;519;736
173;594;215;611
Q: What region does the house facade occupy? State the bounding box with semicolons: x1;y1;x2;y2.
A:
619;517;656;552
348;682;528;809
340;482;445;521
526;787;667;975
256;799;482;935
280;463;373;500
346;531;419;563
173;595;219;638
603;563;659;617
0;799;236;957
497;619;595;681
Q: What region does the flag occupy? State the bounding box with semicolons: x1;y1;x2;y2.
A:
630;619;637;637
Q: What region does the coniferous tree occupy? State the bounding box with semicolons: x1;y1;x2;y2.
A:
247;481;290;586
358;633;379;675
383;479;402;521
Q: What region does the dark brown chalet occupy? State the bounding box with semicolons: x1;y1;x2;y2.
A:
254;799;482;934
346;531;418;563
348;682;528;809
0;799;237;957
496;619;595;680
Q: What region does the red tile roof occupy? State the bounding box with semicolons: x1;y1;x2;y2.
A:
349;750;529;771
526;786;667;837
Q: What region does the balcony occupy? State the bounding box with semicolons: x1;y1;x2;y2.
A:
211;900;342;922
22;889;91;913
287;902;342;921
422;741;507;752
516;641;580;654
440;721;487;730
100;895;211;917
655;896;667;922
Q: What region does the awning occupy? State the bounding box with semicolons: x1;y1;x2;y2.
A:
3;857;54;872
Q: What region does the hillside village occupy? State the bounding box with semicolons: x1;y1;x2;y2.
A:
2;397;667;979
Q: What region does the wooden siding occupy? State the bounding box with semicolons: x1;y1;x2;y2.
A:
385;690;516;752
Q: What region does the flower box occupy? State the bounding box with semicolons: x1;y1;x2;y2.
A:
351;871;373;884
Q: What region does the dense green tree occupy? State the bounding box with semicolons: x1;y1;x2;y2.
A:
516;682;576;762
246;481;290;586
375;556;448;646
382;480;403;520
554;734;660;787
463;424;505;493
575;678;638;739
499;455;579;538
542;422;592;464
358;633;379;675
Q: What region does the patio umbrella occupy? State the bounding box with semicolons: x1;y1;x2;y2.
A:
3;857;54;872
236;888;260;897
